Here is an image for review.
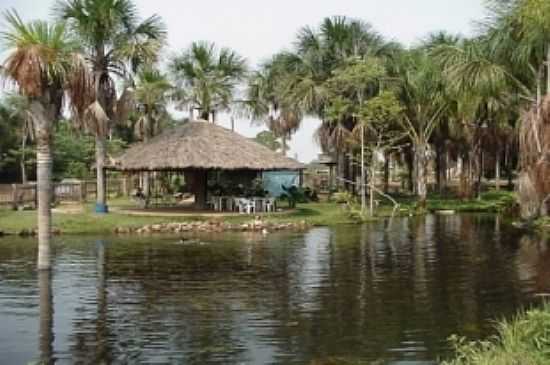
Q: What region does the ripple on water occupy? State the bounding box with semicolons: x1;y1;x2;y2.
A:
0;215;547;364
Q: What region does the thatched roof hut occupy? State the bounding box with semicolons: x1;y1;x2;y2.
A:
112;120;305;171
111;120;304;209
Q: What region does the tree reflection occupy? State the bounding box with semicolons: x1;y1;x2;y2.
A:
24;220;543;364
38;269;54;365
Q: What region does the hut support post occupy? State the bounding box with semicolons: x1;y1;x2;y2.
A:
185;170;208;210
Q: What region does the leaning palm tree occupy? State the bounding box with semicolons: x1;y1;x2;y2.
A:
55;0;166;213
1;11;89;269
169;41;247;122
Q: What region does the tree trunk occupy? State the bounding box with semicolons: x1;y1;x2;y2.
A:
477;149;483;199
405;148;414;193
383;152;390;194
495;149;501;192
38;269;53;363
21;134;27;184
360;124;366;216
281;134;288;156
32;101;53;271
435;143;442;193
547;44;550;94
505;144;513;189
414;141;428;205
142;132;150;197
95;135;108;213
369;155;375;217
337;149;345;190
349;148;356;195
446;151;451;182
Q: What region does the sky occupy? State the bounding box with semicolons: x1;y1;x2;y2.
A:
1;0;487;162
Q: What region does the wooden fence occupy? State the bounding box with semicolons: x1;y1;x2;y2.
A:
0;179;125;208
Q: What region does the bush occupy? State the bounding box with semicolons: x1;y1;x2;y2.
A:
280;185;318;208
330;191;355;205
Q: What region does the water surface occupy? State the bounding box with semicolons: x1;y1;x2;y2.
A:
0;214;548;364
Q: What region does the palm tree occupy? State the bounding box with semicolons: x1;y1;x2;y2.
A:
132;67;172;197
133;67;172;141
1;10;89;269
169;41;246;122
292;17;389;187
483;0;550;218
393;50;447;205
245;55;303;156
433;36;523;198
55;0;166;213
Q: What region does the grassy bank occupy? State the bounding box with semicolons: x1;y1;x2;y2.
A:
0;202;358;235
0;191;516;235
534;217;550;232
443;303;550;365
424;191;515;213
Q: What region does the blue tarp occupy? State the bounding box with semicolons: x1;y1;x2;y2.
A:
262;171;300;198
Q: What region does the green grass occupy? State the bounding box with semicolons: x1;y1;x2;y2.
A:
534;217;550;232
0;202;358;235
443;303;550;365
425;191;516;213
0;191;517;235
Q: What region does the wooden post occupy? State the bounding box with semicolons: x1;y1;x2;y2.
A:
80;181;87;202
185;169;208;209
11;184;18;210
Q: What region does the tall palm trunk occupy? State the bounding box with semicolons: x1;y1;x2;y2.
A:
547;44;550;94
142;114;153;197
32;101;53;270
383;152;390;194
495;148;501;192
337;148;345;190
94;47;109;213
20;133;27;184
38;269;53;363
95;135;107;212
360;124;366;215
281;133;288;156
413;140;428;206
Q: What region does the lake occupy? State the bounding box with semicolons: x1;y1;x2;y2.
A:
0;214;548;364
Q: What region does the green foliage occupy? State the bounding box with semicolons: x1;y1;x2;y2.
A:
169;41;246;120
280;185;317;208
330;191;356;204
51;120;127;180
0;99;22;174
52;121;94;179
427;191;516;213
55;0;167;73
254;130;281;151
443;303;550;365
359;91;403;125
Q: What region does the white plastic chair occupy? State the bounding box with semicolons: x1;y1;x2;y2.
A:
237;198;255;214
265;198;275;212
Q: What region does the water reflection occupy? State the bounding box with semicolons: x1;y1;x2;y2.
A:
38;269;54;365
0;214;548;364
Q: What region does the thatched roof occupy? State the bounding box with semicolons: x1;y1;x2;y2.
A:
112;120;305;171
